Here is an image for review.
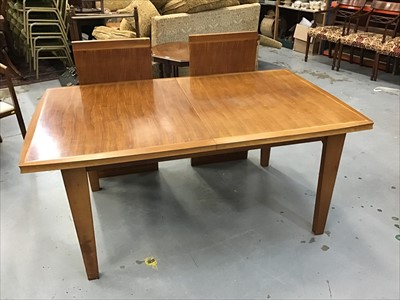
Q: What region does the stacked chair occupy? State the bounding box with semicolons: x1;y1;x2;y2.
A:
335;0;400;81
6;0;72;79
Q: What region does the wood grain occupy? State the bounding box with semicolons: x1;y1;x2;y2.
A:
62;168;99;280
189;31;258;76
177;70;373;149
20;70;373;173
313;134;346;234
72;39;153;85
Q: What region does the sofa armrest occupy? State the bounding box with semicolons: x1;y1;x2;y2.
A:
151;3;261;46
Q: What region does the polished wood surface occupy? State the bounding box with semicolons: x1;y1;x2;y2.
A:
152;42;190;63
62;168;98;280
189;31;258;76
72;38;153;85
152;42;190;78
20;70;372;173
19;70;373;280
189;31;258;164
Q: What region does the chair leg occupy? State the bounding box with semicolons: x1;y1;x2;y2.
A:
0;135;2;143
305;35;312;62
336;44;344;71
331;42;340;70
328;42;333;58
16;111;27;138
371;52;380;81
349;46;354;64
360;48;365;66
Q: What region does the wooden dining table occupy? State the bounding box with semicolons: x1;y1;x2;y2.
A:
19;70;373;280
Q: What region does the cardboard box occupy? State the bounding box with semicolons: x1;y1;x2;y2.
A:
293;24;319;55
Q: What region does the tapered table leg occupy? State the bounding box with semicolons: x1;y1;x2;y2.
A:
87;170;100;192
61;168;99;280
313;134;346;235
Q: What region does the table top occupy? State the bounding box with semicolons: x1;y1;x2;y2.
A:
19;70;373;173
152;42;189;64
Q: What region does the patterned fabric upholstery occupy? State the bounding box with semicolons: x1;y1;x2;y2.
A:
376;37;400;57
340;32;386;50
308;25;343;42
340;32;400;57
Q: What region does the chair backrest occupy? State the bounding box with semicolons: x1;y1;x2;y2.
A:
365;0;400;40
328;0;367;27
189;31;258;76
72;38;152;85
0;63;26;138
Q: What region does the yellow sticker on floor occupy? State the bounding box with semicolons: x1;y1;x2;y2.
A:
144;257;158;270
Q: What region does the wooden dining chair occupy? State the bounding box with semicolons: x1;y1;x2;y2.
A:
335;1;400;80
72;38;155;191
188;31;260;166
305;0;367;70
0;63;26;143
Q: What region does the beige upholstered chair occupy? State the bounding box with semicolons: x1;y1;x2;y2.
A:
72;38;155;191
0;63;26;143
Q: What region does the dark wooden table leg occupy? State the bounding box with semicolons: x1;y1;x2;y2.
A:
260;146;271;167
162;61;172;78
158;62;164;78
312;134;346;234
61;168;99;280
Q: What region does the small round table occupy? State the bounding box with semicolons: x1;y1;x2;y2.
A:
152;42;189;78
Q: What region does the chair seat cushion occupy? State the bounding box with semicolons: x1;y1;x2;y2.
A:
376;37;400;57
308;26;343;42
0;101;14;115
340;32;386;50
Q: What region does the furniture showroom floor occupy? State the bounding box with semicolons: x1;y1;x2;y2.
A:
1;46;399;299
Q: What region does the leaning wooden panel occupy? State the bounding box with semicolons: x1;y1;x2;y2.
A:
72;38;153;85
189;31;259;76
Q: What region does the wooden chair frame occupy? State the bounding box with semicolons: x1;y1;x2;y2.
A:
335;1;400;80
304;0;367;69
0;63;26;142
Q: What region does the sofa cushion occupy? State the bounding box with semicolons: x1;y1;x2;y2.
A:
187;0;240;13
151;3;261;45
239;0;258;3
117;0;160;37
92;26;137;39
161;0;189;14
103;0;132;11
120;18;134;31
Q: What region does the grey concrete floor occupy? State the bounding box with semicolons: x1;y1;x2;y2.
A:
1;46;399;299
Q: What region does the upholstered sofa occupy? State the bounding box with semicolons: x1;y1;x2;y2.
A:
150;3;261;46
96;1;260;45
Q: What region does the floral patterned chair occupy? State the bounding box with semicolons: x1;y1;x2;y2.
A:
335;0;400;80
305;0;367;70
371;36;400;81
